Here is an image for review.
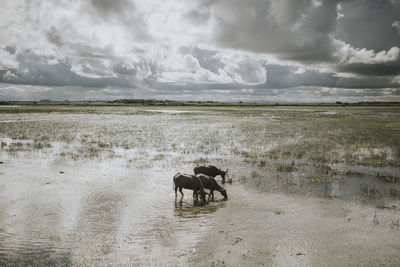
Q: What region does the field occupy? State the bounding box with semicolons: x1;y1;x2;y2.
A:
0;105;399;266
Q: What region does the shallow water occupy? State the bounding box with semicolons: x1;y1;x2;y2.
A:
146;109;205;114
193;185;400;266
0;155;219;266
0;105;399;266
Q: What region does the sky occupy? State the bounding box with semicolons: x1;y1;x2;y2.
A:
0;0;400;102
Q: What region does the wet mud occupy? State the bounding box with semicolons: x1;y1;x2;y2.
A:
0;106;399;266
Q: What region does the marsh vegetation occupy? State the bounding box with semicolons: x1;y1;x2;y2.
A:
0;105;399;266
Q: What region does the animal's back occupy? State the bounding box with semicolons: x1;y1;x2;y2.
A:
196;174;220;190
194;165;218;177
174;173;202;190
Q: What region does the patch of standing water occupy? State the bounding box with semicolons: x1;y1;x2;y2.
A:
319;111;337;115
147;109;206;114
0;144;227;265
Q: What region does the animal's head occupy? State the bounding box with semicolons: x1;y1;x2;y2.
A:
221;169;228;179
220;188;228;200
200;191;207;202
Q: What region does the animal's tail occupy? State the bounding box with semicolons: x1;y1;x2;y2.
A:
173;172;179;190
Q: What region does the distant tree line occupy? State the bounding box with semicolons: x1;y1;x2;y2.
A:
1;99;399;107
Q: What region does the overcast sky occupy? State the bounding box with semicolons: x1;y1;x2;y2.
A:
0;0;400;102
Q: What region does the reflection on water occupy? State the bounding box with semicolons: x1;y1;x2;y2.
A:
0;155;218;266
0;236;72;267
174;200;225;218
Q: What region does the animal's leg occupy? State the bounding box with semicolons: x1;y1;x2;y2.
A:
179;187;184;199
211;191;214;201
175;186;178;198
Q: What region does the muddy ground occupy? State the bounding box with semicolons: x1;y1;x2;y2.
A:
0;105;399;266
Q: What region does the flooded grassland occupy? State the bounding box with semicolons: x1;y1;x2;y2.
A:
0;105;399;266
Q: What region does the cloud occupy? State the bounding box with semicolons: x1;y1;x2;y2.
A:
0;83;136;101
86;0;151;41
90;0;132;16
2;70;18;81
189;0;400;77
155;50;266;85
190;0;339;62
0;50;133;88
180;46;224;74
334;40;399;65
0;48;18;69
0;0;400;102
148;84;400;103
157;53;230;84
332;39;400;76
392;21;400;35
217;53;266;84
336;4;344;20
263;63;400;89
335;0;400;51
183;54;201;72
393;76;400;84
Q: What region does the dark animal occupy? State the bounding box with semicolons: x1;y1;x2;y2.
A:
173;173;206;202
194;165;228;183
195;174;227;201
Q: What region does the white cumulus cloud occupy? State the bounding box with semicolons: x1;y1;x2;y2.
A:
334;39;400;65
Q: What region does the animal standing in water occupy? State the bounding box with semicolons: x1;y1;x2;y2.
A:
194;165;228;183
195;174;227;201
173;173;207;202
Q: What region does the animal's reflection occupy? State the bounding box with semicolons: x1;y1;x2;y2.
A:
173;199;225;218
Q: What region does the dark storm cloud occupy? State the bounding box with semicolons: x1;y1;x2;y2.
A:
332;0;400;77
263;64;400;89
186;9;211;24
190;0;400;77
0;50;132;88
337;62;400;77
45;27;64;47
4;45;17;55
335;0;400;51
264;64;336;88
87;0;151;41
90;0;131;16
194;0;339;62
